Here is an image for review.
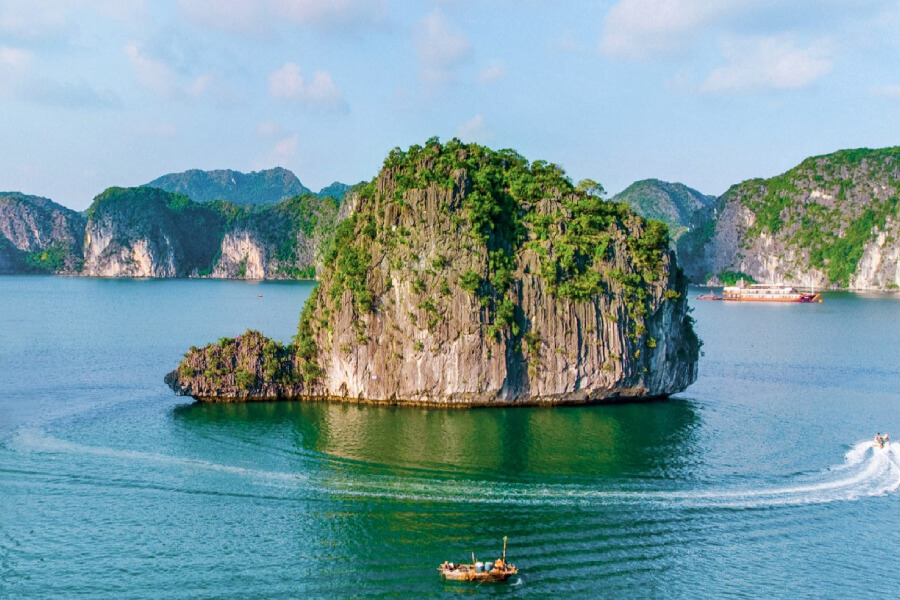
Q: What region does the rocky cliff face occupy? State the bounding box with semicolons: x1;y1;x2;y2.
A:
0;192;85;273
678;147;900;289
167;139;700;406
77;188;339;279
209;194;339;279
82;187;223;277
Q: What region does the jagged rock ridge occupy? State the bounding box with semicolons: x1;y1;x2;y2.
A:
167;139;700;406
145;167;312;205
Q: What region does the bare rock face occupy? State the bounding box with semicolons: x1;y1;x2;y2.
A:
81;187;223;277
168;140;700;406
0;192;85;273
678;147;900;289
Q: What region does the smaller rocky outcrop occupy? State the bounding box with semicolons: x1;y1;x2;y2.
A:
0;192;85;273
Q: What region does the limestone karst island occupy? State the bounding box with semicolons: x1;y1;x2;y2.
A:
165;139;700;406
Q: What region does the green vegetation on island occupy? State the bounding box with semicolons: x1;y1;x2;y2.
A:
169;138;700;406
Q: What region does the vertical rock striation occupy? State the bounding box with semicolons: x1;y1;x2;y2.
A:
167;139;700;406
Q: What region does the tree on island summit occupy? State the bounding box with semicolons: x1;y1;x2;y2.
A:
577;179;606;197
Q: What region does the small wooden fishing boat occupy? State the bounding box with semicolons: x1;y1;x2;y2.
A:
438;537;518;582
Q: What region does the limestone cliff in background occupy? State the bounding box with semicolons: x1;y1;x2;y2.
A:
207;194;339;279
82;187;223;277
167;139;700;406
0;192;85;273
677;147;900;289
76;188;341;278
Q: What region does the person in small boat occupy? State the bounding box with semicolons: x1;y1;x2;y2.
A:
884;433;890;445
875;433;883;448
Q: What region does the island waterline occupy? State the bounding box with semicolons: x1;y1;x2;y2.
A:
1;276;899;598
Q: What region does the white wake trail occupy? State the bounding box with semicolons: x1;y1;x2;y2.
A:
12;428;900;510
323;439;900;509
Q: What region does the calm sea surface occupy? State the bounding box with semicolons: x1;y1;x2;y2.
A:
1;276;899;598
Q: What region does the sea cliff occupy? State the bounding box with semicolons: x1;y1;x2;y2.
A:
677;147;900;289
0;192;85;273
166;139;700;406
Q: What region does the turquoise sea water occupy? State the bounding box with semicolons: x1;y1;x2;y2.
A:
1;276;899;598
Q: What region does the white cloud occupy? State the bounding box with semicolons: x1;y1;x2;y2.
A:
0;45;118;108
0;46;31;70
256;120;283;137
125;42;178;99
414;9;470;83
700;36;832;94
178;0;384;33
0;1;146;40
272;0;385;28
273;134;298;162
177;0;266;34
556;30;585;53
134;122;178;138
187;73;215;97
456;115;492;141
599;0;744;58
870;84;900;99
268;62;345;110
478;62;506;84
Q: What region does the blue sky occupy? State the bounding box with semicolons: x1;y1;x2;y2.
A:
1;0;899;210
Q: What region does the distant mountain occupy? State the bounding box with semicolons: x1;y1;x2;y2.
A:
678;147;900;289
611;179;715;242
144;167;312;205
0;192;86;273
317;181;354;201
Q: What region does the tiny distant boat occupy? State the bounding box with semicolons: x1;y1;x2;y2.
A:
438;537;518;582
875;434;890;450
695;292;723;301
723;280;820;303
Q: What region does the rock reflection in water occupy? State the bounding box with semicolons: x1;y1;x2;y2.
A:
173;399;702;481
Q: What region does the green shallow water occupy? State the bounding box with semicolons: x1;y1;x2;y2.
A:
1;276;899;598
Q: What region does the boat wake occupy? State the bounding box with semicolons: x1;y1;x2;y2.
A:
324;440;900;509
9;430;899;510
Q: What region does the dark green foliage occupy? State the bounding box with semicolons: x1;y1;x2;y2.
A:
320;215;373;313
24;242;73;273
294;137;681;367
317;181;359;202
458;269;482;294
717;271;756;286
235;370;256;390
294;288;325;382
